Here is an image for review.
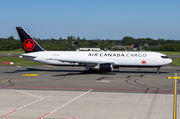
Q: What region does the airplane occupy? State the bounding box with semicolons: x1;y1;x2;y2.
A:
16;27;172;73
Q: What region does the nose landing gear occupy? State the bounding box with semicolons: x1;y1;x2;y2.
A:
157;67;161;73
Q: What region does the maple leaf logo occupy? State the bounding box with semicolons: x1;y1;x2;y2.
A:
141;60;146;64
23;39;35;51
25;41;33;48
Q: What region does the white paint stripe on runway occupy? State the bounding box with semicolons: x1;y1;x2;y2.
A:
12;89;44;110
39;89;93;119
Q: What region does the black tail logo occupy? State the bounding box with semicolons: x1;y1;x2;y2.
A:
16;27;44;53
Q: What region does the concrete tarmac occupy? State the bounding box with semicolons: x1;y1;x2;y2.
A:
0;65;180;119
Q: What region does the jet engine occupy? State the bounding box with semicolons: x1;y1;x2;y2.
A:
85;63;114;72
99;63;113;72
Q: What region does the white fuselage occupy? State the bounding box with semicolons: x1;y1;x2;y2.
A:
20;51;172;68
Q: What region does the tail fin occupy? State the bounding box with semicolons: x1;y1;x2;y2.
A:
16;27;44;53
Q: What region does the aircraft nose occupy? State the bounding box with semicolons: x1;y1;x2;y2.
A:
164;58;173;64
167;58;173;64
170;59;173;64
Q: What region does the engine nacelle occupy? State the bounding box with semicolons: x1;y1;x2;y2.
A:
85;63;114;72
99;63;113;72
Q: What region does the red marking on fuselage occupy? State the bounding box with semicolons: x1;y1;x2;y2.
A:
141;60;146;64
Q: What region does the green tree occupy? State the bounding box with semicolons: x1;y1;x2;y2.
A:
143;43;149;50
111;46;127;51
121;36;134;45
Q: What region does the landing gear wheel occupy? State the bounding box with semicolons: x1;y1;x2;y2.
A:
157;67;161;74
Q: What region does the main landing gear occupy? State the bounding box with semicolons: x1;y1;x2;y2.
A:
157;67;161;74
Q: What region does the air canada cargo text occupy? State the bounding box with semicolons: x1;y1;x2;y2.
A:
88;53;147;57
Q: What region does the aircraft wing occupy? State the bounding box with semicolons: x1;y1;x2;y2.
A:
53;58;113;66
52;58;97;65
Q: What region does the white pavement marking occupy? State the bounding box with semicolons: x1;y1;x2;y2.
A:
39;89;93;119
0;89;44;118
96;80;111;82
12;89;44;110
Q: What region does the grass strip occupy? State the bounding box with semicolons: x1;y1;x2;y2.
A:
0;51;25;54
0;57;43;66
172;58;180;66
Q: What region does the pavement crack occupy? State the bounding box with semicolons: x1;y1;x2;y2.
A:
145;88;159;119
128;88;149;119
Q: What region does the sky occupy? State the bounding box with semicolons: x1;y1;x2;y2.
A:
0;0;180;40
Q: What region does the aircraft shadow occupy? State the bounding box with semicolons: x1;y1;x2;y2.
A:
3;68;168;75
119;71;168;74
52;72;117;77
3;68;117;75
3;68;84;73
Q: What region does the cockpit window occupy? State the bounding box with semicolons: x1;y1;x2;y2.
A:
161;56;170;59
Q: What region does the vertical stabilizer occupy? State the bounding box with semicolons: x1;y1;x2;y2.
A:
16;27;44;53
